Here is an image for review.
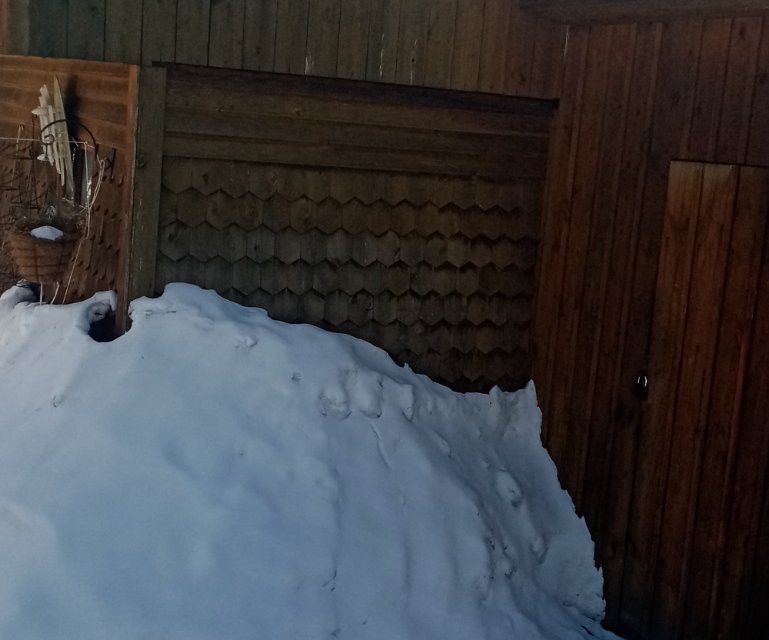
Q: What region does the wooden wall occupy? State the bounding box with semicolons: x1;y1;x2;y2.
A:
5;2;769;638
0;55;138;307
0;0;567;100
533;13;769;640
140;66;551;391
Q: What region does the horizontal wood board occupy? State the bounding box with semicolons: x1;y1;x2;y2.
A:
522;0;769;23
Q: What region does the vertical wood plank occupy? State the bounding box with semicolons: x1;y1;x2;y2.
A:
503;4;536;96
571;21;636;513
529;19;568;100
590;22;664;628
306;0;342;77
176;0;211;65
682;166;769;640
542;25;613;494
336;0;370;79
684;18;732;160
29;0;69;57
533;25;588;423
745;425;769;640
449;0;483;91
365;0;401;82
5;0;31;55
105;0;143;63
275;0;310;74
649;164;738;640
394;0;428;85
243;0;278;71
127;66;167;307
623;165;706;635
713;167;769;640
715;17;763;163
209;0;245;68
141;0;177;64
423;0;456;89
619;22;704;634
68;0;106;60
745;17;769;166
478;0;511;93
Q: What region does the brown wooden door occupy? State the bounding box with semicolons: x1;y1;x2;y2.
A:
617;161;769;640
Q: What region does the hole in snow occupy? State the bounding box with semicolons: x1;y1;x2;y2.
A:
88;309;117;342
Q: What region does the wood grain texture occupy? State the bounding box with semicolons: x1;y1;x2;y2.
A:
590;22;663;626
243;0;278;71
395;0;429;85
68;0;106;60
275;0;310;73
9;0;567;101
149;65;552;390
105;0;143;63
648;164;738;640
533;13;769;640
127;66;167;304
306;0;341;76
28;0;69;57
141;0;177;64
712;169;769;640
449;0;483;91
175;0;211;65
714;17;763;163
336;0;370;79
623;161;705;637
365;0;401;82
208;0;245;68
423;0;456;88
543;25;613;489
682;167;769;640
522;0;769;23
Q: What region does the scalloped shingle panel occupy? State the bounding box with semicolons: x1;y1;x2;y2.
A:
156;162;541;390
153;68;550;390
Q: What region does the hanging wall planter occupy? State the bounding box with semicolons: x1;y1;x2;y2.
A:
1;76;105;297
6;229;77;285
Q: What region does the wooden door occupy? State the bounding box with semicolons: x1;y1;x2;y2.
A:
617;161;769;640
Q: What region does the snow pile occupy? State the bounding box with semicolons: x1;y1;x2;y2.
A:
0;283;617;640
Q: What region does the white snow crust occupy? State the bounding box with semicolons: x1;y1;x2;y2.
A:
29;225;64;241
0;283;619;640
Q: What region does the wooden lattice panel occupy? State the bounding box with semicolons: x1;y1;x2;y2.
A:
157;159;540;391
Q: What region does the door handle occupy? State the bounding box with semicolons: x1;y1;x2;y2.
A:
634;372;649;401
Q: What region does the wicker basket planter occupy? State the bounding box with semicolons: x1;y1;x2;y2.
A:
6;231;77;284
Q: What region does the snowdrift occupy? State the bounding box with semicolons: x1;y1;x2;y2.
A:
0;283;618;640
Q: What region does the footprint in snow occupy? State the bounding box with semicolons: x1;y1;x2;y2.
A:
494;470;524;507
318;372;351;419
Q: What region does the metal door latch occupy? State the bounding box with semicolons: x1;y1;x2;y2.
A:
634;372;649;401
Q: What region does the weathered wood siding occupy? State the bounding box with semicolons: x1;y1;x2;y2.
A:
0;54;138;309
533;14;769;640
5;3;769;639
0;0;568;100
147;66;552;391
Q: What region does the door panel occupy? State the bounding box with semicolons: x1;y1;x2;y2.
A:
619;161;769;640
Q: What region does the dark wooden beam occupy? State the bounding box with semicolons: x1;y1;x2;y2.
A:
521;0;769;24
125;66;167;312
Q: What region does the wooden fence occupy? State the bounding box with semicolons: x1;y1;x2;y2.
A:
129;65;553;391
533;14;769;640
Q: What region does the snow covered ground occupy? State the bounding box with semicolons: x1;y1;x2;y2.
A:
0;283;619;640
